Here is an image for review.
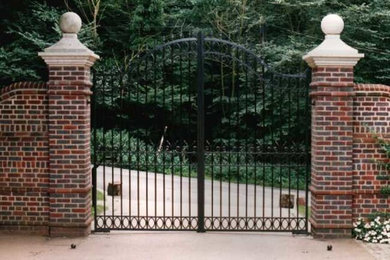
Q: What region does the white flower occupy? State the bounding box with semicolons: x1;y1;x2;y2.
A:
354;217;390;244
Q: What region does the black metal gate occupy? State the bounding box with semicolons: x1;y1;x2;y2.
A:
91;33;310;233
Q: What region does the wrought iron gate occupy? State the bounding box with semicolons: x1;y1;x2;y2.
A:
91;33;310;233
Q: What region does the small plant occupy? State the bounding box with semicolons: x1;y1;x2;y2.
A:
353;217;390;244
368;212;390;220
377;175;390;181
372;134;390;195
380;186;390;195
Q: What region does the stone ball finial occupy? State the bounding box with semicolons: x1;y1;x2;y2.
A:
59;12;82;34
321;14;344;35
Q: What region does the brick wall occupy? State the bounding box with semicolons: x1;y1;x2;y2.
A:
0;82;50;235
353;84;390;219
0;66;93;237
309;67;390;238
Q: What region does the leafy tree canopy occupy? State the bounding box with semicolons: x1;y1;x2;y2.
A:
1;0;390;85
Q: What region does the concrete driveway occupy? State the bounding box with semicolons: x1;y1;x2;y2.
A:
0;232;381;260
96;166;308;219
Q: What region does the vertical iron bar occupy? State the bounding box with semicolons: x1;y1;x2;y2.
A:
171;45;175;218
279;76;283;221
253;60;258;220
179;42;183;224
235;47;240;222
153;54;158;219
197;31;205;233
119;74;124;226
111;76;115;221
187;41;192;221
169;45;176;217
136;62;140;220
145;58;149;222
102;74;106;227
162;45;166;225
91;71;97;229
296;74;301;226
261;67;266;221
304;69;311;232
287;76;291;224
211;147;214;220
228;45;232;221
270;73;274;224
219;51;223;225
219;146;223;223
244;52;248;225
128;71;132;220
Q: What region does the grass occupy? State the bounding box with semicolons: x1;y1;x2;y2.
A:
298;205;310;218
96;205;105;215
92;190;107;216
97;190;105;201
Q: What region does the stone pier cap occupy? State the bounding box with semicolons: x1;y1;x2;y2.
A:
303;14;364;68
38;12;99;67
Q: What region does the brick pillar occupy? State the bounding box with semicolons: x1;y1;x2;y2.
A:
303;14;364;238
39;12;99;237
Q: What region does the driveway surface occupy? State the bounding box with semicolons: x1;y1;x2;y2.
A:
0;232;383;260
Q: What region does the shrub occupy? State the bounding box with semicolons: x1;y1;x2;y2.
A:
353;217;390;244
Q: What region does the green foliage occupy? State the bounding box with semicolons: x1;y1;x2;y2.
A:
298;205;310;218
368;211;390;220
377;175;390;181
380;185;390;195
97;190;105;201
372;135;390;195
0;47;40;83
92;128;191;176
0;1;95;85
2;0;390;84
0;1;61;84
